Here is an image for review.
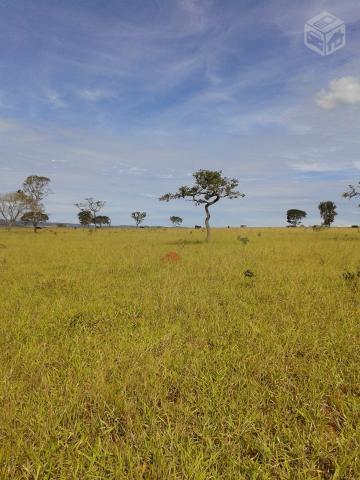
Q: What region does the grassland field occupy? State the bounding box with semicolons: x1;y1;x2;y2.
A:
0;227;359;479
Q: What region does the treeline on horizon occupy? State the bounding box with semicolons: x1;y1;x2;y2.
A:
0;171;359;238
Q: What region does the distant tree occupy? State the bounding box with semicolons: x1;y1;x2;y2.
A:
21;175;50;232
22;175;50;206
75;198;106;228
170;216;183;226
0;191;28;227
343;181;360;207
160;170;244;242
131;211;146;227
21;211;49;231
286;209;307;227
94;215;111;228
318;201;337;227
78;210;93;227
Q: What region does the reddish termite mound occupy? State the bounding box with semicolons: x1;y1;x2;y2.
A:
162;251;181;263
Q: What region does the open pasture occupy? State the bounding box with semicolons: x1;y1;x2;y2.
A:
0;227;359;479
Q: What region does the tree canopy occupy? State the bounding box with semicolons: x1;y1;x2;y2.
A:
286;209;307;227
21;211;49;231
75;198;106;228
95;215;111;227
78;210;93;227
131;211;146;227
170;216;183;226
343;181;360;207
0;191;28;227
318;201;337;227
160;170;244;241
22;175;51;205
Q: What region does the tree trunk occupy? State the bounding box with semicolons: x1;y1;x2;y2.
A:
205;204;211;242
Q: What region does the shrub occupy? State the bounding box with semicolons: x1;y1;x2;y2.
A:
342;269;360;282
244;269;255;277
237;236;249;245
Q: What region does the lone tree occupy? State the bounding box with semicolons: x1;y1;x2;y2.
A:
21;211;49;231
21;175;50;232
318;201;337;227
95;215;111;228
343;181;360;207
160;169;244;241
75;198;106;228
131;211;146;227
286;209;307;227
170;216;183;227
78;210;93;227
0;191;28;228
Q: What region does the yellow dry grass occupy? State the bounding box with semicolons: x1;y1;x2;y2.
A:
0;227;359;479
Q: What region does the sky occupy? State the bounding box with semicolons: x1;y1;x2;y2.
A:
0;0;359;226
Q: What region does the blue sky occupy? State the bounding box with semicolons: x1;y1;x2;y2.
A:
0;0;359;226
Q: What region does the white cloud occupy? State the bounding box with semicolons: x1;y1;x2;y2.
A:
316;77;360;110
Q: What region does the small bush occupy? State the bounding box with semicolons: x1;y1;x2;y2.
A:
237;236;249;245
244;269;255;277
342;269;360;282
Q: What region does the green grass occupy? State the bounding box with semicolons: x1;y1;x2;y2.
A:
0;227;359;479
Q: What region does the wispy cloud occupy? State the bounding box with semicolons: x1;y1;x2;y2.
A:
291;162;358;173
1;0;360;225
75;89;117;101
45;89;65;108
177;0;211;30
